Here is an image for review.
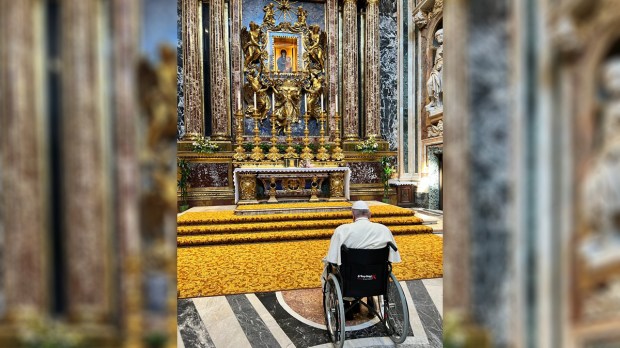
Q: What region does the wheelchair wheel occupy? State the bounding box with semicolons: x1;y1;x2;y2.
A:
323;274;345;348
382;272;409;344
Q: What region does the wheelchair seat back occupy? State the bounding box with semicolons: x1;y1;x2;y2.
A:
339;245;390;298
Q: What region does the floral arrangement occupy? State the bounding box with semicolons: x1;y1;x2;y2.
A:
355;135;379;153
192;136;219;153
177;158;191;211
380;156;397;198
18;316;83;348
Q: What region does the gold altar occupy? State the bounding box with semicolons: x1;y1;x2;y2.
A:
234;167;350;204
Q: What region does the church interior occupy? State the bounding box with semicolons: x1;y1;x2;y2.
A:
2;0;620;347
176;0;445;346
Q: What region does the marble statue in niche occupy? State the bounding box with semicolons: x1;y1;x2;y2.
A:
425;28;443;114
580;57;620;269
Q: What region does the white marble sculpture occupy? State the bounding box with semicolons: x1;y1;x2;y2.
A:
425;29;443;114
580;57;620;269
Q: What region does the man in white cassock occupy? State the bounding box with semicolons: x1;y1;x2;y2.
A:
321;200;401;318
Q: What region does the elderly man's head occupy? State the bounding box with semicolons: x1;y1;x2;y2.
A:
351;200;371;219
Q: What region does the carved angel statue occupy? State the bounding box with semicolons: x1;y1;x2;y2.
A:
296;7;308;27
273;83;301;132
304;75;324;119
304;25;326;71
263;3;275;27
580;57;620;270
244;73;270;120
425;28;443;112
241;22;263;69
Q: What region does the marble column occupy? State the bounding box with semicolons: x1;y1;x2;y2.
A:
181;0;205;139
210;0;231;140
364;0;380;138
62;0;110;323
342;0;359;141
0;0;47;321
326;0;339;136
111;0;142;344
230;0;243;134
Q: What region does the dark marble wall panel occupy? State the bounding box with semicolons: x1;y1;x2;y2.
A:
241;0;325;29
189;163;230;187
379;0;398;150
177;0;185;139
468;1;511;344
347;161;381;184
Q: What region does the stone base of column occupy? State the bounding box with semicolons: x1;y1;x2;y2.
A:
210;132;231;142
342;139;362;151
211;140;233;152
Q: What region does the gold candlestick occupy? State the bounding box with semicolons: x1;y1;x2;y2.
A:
331;111;345;161
250;111;265;162
300;112;313;161
283;122;298;159
266;112;282;162
233;109;247;162
316;111;330;161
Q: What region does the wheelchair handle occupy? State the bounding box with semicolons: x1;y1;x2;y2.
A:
387;242;398;252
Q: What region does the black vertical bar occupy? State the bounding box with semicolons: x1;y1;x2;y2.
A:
46;0;65;315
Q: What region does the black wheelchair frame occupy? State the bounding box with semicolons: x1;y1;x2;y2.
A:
322;242;410;347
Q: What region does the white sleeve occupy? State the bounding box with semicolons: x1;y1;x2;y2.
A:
387;229;402;263
325;227;343;265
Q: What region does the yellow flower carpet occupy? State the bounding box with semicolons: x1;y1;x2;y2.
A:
177;204;443;298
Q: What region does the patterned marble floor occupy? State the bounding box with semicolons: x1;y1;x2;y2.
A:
178;278;442;348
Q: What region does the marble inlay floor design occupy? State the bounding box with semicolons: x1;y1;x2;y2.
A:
178;278;442;348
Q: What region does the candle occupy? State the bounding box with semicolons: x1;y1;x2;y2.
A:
237;90;241;110
272;93;275;113
253;92;257;110
304;94;307;110
321;94;324;112
336;93;339;111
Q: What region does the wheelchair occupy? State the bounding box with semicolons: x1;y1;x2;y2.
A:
322;242;409;347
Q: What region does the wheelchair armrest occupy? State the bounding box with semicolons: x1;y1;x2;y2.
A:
387;242;398;252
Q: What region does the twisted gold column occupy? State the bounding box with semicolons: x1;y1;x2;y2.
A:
342;0;359;141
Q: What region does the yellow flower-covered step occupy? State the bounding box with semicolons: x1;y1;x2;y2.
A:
178;205;416;225
177;224;433;246
177;215;425;235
